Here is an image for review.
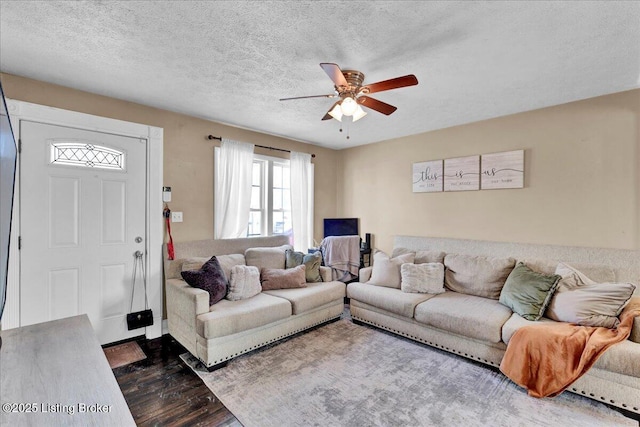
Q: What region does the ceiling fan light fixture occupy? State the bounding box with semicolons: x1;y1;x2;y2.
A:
340;96;358;116
352;105;367;122
328;103;343;122
282;63;419;124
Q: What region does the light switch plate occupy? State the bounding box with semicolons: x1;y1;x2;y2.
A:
171;211;183;223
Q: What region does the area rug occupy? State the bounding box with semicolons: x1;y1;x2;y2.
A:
181;319;635;427
103;341;146;369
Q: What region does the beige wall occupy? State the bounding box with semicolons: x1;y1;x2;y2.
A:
4;72;638;257
1;73;339;244
337;89;640;254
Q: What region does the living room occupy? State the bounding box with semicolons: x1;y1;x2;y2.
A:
0;1;639;426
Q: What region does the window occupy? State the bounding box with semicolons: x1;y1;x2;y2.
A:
247;156;291;237
49;141;125;170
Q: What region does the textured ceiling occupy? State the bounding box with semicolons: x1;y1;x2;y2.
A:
1;1;639;150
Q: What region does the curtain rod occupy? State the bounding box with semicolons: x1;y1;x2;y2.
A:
207;135;315;158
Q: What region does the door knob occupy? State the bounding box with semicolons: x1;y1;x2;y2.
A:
135;236;143;243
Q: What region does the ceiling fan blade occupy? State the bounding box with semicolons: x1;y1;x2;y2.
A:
322;101;340;120
320;63;348;88
357;96;397;115
362;74;418;95
280;94;336;101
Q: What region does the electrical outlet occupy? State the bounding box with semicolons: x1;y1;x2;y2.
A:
171;211;183;223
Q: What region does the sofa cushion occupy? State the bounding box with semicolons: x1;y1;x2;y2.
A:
519;258;615;283
226;265;261;301
368;251;415;288
593;339;640;378
499;262;561;321
182;257;209;273
261;265;307;290
217;254;247;281
414;291;513;343
182;254;246;283
501;312;640;378
392;247;446;264
444;253;516;300
347;282;436;318
400;262;445;294
502;308;640;378
286;249;323;283
546;263;636;328
196;293;291;339
628;297;640;344
181;256;228;306
501;312;555;344
245;244;292;270
264;281;346;315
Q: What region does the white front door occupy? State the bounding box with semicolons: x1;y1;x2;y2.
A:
20;120;148;344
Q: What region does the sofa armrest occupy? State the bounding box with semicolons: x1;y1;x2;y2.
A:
627;297;640;344
359;266;373;283
319;266;332;282
631;316;640;344
165;278;210;355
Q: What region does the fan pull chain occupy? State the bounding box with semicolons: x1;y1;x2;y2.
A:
346;117;350;139
336;116;353;139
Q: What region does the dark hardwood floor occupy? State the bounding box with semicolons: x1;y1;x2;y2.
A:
111;335;241;427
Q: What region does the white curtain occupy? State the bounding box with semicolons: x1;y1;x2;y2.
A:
290;151;314;251
214;139;254;239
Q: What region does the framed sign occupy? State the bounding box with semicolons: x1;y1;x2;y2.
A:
444;155;480;191
481;150;524;189
412;160;443;193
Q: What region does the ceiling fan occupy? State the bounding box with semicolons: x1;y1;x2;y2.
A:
280;63;419;122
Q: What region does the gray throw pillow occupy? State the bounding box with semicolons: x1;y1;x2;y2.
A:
181;256;227;306
285;249;323;283
547;263;636;328
499;262;561;321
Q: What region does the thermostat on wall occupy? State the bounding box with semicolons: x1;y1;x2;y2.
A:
162;186;171;202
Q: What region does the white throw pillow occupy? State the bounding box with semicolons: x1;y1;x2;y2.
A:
226;265;261;301
546;262;636;328
401;262;445;294
367;251;415;288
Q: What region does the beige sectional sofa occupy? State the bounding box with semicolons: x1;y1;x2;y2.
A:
164;235;346;370
347;236;640;415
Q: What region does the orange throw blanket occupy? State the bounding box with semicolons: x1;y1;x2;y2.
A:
500;301;640;398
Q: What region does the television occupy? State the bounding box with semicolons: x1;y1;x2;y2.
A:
323;218;359;238
0;80;17;325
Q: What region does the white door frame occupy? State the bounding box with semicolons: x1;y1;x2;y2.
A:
3;99;163;340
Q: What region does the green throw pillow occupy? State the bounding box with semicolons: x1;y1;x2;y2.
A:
499;262;561;321
285;249;323;283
